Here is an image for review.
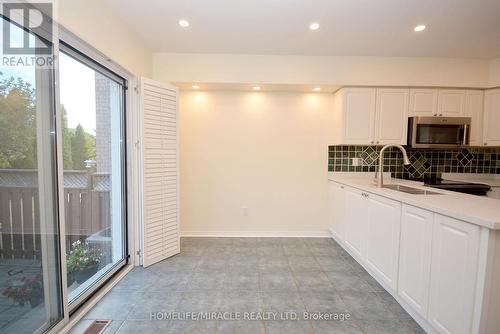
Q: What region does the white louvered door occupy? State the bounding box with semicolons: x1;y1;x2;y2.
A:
140;78;180;267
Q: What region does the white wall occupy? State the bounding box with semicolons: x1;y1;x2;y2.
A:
179;91;334;236
58;0;152;76
154;53;490;88
489;58;500;87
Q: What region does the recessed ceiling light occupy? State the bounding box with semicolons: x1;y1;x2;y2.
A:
192;85;199;89
313;87;321;91
309;22;320;31
414;24;426;32
179;19;190;28
253;86;261;91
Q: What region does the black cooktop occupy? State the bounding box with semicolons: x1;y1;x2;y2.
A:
407;176;491;196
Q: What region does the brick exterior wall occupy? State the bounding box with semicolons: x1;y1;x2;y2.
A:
95;72;111;173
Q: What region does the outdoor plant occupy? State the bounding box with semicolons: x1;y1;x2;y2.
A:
67;240;103;282
2;274;43;307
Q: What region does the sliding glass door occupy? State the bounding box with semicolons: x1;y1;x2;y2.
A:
58;44;127;309
0;16;63;334
0;8;129;332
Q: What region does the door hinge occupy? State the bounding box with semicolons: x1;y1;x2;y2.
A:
136;250;141;256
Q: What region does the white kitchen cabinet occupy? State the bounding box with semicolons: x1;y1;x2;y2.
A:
483;89;500;146
332;87;408;145
409;89;466;117
328;181;346;240
438;89;466;116
465;90;484;146
375;88;409;145
398;205;433;318
409;89;438;117
328;181;500;334
364;193;401;291
343;186;366;258
428;214;480;334
333;88;376;144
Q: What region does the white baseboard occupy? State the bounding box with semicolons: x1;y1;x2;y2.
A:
180;230;331;238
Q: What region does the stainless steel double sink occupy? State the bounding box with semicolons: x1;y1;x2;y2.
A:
383;184;443;195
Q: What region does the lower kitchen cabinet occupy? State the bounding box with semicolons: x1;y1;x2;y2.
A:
364;193;401;291
428;214;480;334
343;186;366;258
398;205;433;318
328;181;346;240
327;181;497;334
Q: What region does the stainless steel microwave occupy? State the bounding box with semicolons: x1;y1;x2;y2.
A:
408;116;471;149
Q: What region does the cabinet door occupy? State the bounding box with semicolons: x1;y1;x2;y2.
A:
375;88;409;145
342;88;376;144
328;181;345;240
428;215;480;334
465;90;484;146
364;193;401;291
398;205;433;318
409;89;438;116
483;89;500;146
438;89;466;116
343;187;366;258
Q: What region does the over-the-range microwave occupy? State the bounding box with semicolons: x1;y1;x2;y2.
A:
407;116;471;149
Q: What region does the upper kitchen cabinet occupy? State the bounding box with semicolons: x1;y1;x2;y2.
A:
437;89;466;116
465;90;484;146
483;88;500;146
375;88;409;145
332;88;376;144
409;89;438;116
332;87;408;145
409;89;466;117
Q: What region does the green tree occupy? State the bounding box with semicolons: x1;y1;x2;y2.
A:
0;73;97;171
0;74;37;169
70;124;96;170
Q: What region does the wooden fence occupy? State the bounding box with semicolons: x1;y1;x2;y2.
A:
0;170;110;260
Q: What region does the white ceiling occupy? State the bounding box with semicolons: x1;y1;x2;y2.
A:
104;0;500;59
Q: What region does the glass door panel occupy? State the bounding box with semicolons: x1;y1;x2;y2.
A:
0;17;63;334
58;46;127;309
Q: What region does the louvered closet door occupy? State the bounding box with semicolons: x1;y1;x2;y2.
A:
140;78;180;267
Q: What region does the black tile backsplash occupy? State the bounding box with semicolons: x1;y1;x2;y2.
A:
328;145;500;179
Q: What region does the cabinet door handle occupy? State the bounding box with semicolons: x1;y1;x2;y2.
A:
484;142;488;146
439;113;443;116
434;114;438;116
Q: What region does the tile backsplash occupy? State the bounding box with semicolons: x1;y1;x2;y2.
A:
328;145;500;179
